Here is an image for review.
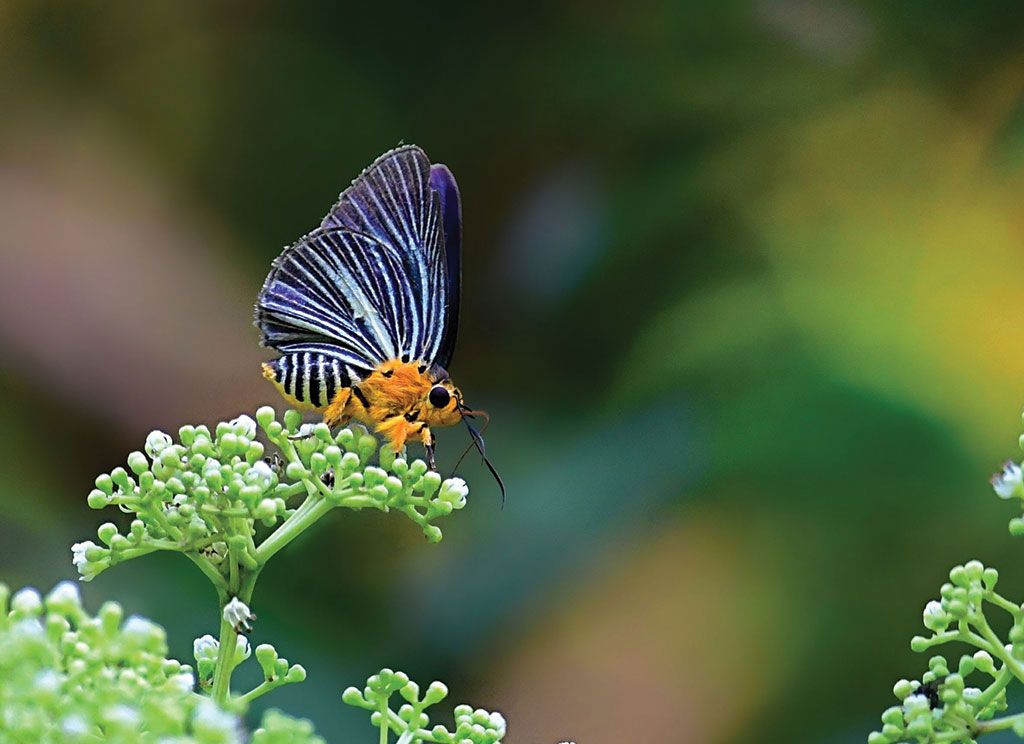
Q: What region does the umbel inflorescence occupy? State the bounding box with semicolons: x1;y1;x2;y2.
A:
0;407;508;743
74;406;468;587
869;411;1024;743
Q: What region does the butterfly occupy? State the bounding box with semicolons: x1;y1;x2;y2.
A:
254;146;502;497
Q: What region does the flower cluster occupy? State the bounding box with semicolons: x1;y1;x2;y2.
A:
869;414;1024;743
73;407;470;584
868;561;1023;743
0;581;321;744
343;668;507;744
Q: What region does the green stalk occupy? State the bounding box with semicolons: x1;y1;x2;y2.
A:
254;494;335;565
210;602;240;706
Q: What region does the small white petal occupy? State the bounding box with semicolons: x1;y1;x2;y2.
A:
193;634;219;661
145;430;174;458
223;597;254;630
193;699;239;738
229;415;257;439
991;461;1023;499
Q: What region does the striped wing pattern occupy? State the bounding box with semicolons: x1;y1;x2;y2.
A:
255;146;454;389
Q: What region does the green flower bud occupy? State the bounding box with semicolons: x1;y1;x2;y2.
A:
945;599;967;618
339;451;361;476
44;582;81;616
286;664;306;682
893;679;914;699
256;643;278;675
376;445;396;472
220;432;239;457
957;655;975;677
255;499;277;522
99;601;123;635
310;452;328;475
423;681;448;705
983;567;999;590
964;560;984;582
335;428;355;449
400;681;420;703
880;723;901;739
239;485;262;507
419;471;442;498
910;636;929;653
949;565;969;587
245;440;265;464
342;686;365;705
285;462;306;480
87;489;108;509
256;406;276;429
159;447;182;470
97;523;118;545
973;650;995;673
928;656;949;676
385;476;404;497
127;451;150;476
94;473;114;495
284;409;302;433
1009;517;1024;537
357;435;377;462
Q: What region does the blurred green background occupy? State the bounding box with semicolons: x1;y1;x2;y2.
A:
4;2;1024;742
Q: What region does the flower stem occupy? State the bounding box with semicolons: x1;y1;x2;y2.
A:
210;603;239;707
254;493;335;565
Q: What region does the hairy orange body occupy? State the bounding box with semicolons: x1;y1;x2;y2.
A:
262;359;462;453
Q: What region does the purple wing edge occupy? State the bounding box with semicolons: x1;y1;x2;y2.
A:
430;163;462;370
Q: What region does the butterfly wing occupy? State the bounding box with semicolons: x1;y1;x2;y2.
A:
256;146;460;374
319;145;453;366
428;163;462;370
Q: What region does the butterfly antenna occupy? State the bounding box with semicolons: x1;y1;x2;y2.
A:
456;408;505;506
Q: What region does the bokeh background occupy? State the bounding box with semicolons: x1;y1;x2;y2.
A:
4;2;1024;742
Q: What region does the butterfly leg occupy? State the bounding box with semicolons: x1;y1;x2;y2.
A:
420;427;436;470
323;388;354;428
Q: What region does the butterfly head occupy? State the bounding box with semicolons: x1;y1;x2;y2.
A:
419;365;462;428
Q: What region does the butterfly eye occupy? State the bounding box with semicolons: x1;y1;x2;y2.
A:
428;385;450;408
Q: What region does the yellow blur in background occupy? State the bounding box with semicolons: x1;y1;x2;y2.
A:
3;2;1024;742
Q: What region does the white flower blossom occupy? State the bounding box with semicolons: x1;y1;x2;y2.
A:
991;461;1024;499
144;430;173;458
439;477;469;506
922;600;948;631
71;541;105;582
223;597;254;633
193;699;240;740
229;414;257;439
193;634;219;661
246;460;275;491
169;671;196;694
